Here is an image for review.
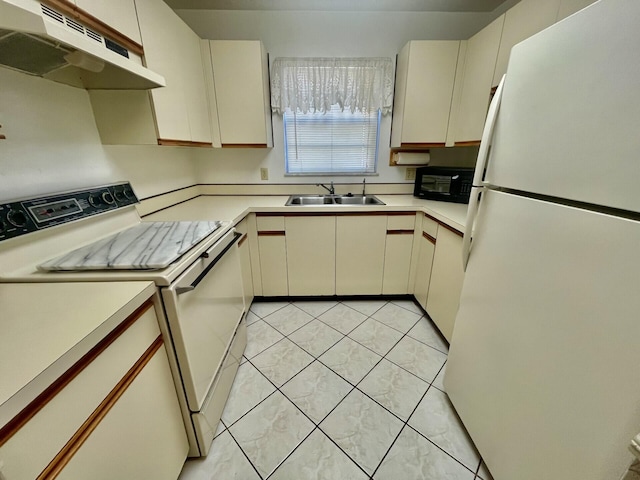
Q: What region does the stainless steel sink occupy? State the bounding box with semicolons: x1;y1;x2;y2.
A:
285;194;385;206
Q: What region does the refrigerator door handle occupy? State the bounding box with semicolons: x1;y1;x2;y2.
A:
463;75;506;271
472;74;506;188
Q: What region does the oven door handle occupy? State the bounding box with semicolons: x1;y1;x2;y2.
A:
175;232;241;295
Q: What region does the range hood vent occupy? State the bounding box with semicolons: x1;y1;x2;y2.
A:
0;0;166;90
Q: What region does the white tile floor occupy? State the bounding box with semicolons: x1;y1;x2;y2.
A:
179;299;494;480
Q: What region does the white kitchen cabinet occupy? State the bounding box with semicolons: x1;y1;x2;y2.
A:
413;215;438;309
492;0;560;87
0;301;188;480
236;219;254;307
391;40;463;147
382;214;416;294
426;225;465;342
90;0;212;146
285;216;336;296
556;0;598;21
203;40;274;147
454;15;505;144
73;0;142;45
336;215;387;295
256;216;288;296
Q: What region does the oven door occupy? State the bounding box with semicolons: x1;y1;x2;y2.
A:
161;229;245;411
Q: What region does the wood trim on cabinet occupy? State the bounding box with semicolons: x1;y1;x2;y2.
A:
454;140;481;147
438;222;464;237
400;142;446;148
158;139;213;148
257;212;406;218
0;300;154;448
257;230;285;236
423;231;437;244
221;144;269;148
238;233;248;246
37;336;164;480
40;0;144;56
387;229;415;235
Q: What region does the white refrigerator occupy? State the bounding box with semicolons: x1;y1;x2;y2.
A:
444;1;640;479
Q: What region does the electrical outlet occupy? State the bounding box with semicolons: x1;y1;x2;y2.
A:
260;168;269;181
405;168;416;181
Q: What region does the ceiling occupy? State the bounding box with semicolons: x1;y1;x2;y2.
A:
165;0;513;12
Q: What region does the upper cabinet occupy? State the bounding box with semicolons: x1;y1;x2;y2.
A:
202;40;274;148
453;15;504;145
391;41;464;148
492;0;560;87
73;0;142;45
89;0;212;146
556;0;598;21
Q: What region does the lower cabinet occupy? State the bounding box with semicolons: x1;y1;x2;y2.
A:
425;226;465;342
236;219;254;307
0;300;188;480
336;215;387;295
256;216;288;296
414;231;437;309
382;214;416;294
285;216;336;296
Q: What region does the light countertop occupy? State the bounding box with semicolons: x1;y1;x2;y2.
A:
144;195;468;233
0;281;156;429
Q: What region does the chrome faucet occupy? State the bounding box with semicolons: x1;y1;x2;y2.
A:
317;181;335;195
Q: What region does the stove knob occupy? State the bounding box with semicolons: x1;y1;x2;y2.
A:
102;192;115;205
7;209;27;228
114;189;126;202
89;194;102;207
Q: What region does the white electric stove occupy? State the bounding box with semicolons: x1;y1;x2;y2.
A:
0;183;246;457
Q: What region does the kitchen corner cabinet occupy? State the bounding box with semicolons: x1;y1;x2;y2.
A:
202;40;274;148
235;219;255;307
256;216;288;296
413;215;438;309
336;215;387;295
285;216;336;296
391;40;463;148
73;0;142;45
453;14;504;144
382;214;416;294
492;0;560;87
89;0;212;146
0;300;188;480
426;225;465;342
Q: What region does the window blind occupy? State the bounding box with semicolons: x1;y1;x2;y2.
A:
284;105;380;175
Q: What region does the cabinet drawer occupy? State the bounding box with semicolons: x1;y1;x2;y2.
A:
422;215;439;238
256;216;285;231
387;214;416;231
0;304;160;480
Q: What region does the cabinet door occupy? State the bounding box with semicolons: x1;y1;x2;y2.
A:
556;0;597;21
454;15;504;144
392;41;461;147
286;216;336;296
492;0;560;86
257;216;288;296
74;0;142;44
336;215;387;295
181;28;213;144
382;215;416;295
238;235;254;309
414;233;436;310
57;346;188;480
209;41;273;147
426;226;464;342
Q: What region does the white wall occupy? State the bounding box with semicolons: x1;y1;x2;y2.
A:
0;67;197;202
179;9;494;187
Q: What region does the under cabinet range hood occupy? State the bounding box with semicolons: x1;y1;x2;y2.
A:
0;0;165;89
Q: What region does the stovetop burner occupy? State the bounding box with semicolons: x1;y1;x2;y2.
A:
38;221;223;271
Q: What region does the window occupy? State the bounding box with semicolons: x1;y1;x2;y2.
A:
284;105;381;175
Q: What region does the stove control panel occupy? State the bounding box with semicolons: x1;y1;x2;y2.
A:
0;182;139;242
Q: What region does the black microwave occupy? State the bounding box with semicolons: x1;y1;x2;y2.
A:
413;166;474;204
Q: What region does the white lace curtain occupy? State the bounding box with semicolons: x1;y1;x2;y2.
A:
270;57;394;116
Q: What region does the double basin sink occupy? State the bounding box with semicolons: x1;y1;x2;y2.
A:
285;194;385;206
